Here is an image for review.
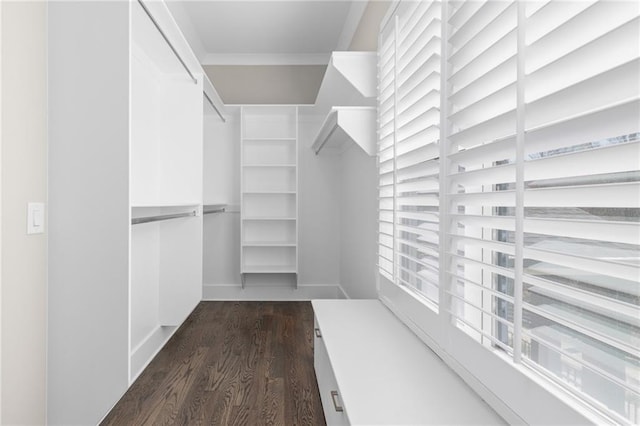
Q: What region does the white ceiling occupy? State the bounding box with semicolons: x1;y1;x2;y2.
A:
166;0;366;65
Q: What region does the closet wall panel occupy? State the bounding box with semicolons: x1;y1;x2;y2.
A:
48;1;210;423
48;2;130;424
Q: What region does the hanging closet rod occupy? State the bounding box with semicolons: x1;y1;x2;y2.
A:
137;0;197;85
132;210;197;225
204;91;227;123
204;207;226;215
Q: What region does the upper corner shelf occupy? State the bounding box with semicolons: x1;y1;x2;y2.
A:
312;107;377;156
313;52;377;113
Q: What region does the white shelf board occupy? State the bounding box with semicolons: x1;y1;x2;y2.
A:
242;217;297;221
131;202;200;209
243;137;297;142
243;164;296;168
242;191;296;195
310;52;377;114
242;265;297;273
312;107;377;156
242;241;296;247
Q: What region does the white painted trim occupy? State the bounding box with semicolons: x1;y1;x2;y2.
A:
0;0;3;420
203;283;345;301
336;283;349;300
129;325;179;384
201;53;330;66
98;323;180;425
335;0;368;51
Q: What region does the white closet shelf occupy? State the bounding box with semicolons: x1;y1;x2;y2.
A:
243;164;296;168
243;137;297;142
242;241;296;247
242;217;297;221
312;107;377;156
313;52;377;113
242;265;297;273
242;191;296;194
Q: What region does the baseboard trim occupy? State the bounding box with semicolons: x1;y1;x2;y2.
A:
336;283;350;299
129;325;178;385
202;283;345;300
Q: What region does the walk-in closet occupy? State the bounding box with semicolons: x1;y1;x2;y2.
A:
1;0;635;424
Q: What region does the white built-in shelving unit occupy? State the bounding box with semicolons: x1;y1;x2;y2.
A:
47;1;226;424
310;52;378;156
240;106;299;285
130;2;203;370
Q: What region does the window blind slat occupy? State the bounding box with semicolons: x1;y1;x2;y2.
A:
448;0;484;29
523;100;640;157
451;234;515;255
397;211;439;222
450;55;516;110
525;0;595;44
524;218;640;246
526;59;640;129
449;30;516;90
524;246;639;283
397;71;440;111
449;0;505;47
525;139;640;182
450;163;515;187
526;1;639;73
450;1;514;65
523;303;640;359
449;109;516;149
525;182;640;208
526;17;640;103
449;137;513;166
449;189;515;207
396;141;440;169
525;276;640;327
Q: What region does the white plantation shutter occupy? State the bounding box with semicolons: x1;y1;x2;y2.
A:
378;14;396;282
378;0;640;423
378;0;442;306
519;2;640;421
446;0;518;349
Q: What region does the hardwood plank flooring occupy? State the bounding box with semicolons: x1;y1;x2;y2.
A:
101;302;326;426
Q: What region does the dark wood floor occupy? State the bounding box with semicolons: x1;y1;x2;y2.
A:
102;302;326;426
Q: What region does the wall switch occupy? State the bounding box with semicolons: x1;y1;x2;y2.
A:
27;202;45;235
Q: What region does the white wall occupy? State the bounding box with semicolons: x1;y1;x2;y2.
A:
298;116;341;287
1;2;47;424
339;144;378;299
203;110;241;286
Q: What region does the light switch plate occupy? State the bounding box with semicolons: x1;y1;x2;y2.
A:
27;202;45;235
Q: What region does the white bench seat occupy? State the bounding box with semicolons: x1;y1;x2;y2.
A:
312;299;506;425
